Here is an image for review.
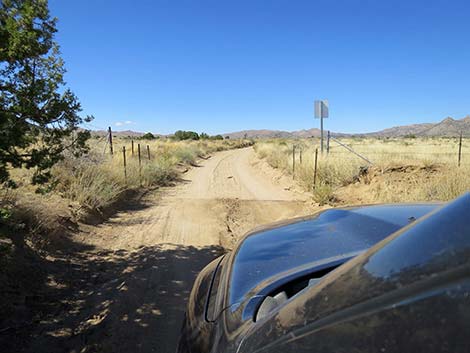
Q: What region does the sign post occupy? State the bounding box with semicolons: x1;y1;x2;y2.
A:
314;100;329;154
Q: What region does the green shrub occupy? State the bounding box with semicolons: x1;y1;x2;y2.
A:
142;132;156;140
0;207;12;221
312;184;335;205
174;130;200;140
141;158;178;186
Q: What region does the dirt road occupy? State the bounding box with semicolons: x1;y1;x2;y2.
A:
81;147;309;250
16;147;311;353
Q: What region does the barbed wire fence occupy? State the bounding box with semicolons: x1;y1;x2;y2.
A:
289;131;468;189
84;126;156;186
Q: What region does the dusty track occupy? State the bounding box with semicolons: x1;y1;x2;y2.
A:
81;147;309;250
11;147;311;353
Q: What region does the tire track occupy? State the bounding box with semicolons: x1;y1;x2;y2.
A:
29;147;313;353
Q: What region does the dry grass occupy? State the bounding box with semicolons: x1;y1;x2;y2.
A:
254;137;470;204
0;186;74;249
52;138;253;214
2;138;253;224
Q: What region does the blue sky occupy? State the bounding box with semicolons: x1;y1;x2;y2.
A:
49;0;470;135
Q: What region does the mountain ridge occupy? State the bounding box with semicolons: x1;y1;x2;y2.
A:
90;115;470;138
223;115;470;139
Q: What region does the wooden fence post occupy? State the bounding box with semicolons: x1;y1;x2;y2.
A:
108;126;113;155
292;145;296;179
122;146;127;181
147;145;151;160
138;143;142;185
458;131;463;167
131;140;134;156
313;148;318;189
299;148;303;164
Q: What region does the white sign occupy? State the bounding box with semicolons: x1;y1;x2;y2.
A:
314;100;329;119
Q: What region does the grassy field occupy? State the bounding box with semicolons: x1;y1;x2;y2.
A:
254;137;470;205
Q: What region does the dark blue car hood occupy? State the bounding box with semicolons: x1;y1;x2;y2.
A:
228;203;439;306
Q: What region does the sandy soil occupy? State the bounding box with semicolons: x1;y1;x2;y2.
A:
2;147;312;353
79;147;309;250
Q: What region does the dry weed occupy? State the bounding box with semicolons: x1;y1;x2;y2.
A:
255;137;469;204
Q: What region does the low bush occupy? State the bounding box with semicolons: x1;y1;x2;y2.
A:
312;184;335;205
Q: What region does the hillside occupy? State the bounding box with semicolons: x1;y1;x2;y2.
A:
362;116;470;137
223;115;470;138
87;115;470;139
224;128;349;139
421;116;470;136
90;129;146;138
225;128;331;139
362;122;435;137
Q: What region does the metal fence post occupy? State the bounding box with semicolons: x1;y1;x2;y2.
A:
122;146;127;181
292;145;296;179
138;143;142;185
108;126;113;155
459;132;463;167
313;148;318;189
327;131;330;155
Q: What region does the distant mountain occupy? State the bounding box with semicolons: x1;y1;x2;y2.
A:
85;115;470;139
361;123;435;137
224;129;294;139
363;116;470;137
91;129;146;138
224;128;349;139
224;116;470;139
420;116;470;136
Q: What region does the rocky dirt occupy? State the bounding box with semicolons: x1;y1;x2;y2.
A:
1;147;312;353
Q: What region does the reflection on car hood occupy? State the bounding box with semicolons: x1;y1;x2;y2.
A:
229;203;439;305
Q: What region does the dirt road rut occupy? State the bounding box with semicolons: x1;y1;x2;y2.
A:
19;147;311;353
82;147;310;250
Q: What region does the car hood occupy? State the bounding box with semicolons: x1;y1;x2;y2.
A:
227;203;439;308
237;193;470;353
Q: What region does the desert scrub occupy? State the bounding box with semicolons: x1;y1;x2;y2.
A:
255;141;362;189
3;138;253;219
421;165;470;201
52;153;124;212
64;164;122;211
52;148;178;212
49;138;254;213
141;156;178;186
254;137;470;205
312;184;335;205
173;145;201;165
254;141;290;169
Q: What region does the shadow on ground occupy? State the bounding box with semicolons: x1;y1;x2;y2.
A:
0;239;224;353
80;188;158;226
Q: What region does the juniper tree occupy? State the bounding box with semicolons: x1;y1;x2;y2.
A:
0;0;92;185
